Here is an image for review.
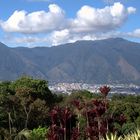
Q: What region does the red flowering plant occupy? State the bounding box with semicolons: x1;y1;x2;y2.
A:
50;106;60;125
70;128;80;140
47;106;77;140
71;98;86;136
47;86;127;140
117;114;127;126
99;86;110;97
60;107;72;140
81;86;126;139
47;124;63;140
71;99;83;111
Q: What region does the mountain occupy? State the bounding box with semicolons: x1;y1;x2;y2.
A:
0;38;140;84
0;42;46;80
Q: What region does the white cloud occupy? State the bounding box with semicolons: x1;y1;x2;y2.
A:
1;2;135;35
5;35;49;44
127;7;136;14
13;36;43;43
0;3;137;46
127;29;140;38
4;29;140;47
70;2;136;33
49;30;123;46
1;4;65;33
48;2;136;45
3;35;50;47
50;29;70;45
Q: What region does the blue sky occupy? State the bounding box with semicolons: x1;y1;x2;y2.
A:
0;0;140;47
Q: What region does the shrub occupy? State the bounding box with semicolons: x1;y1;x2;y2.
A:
30;127;48;140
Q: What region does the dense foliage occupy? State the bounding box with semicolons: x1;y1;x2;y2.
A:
0;76;140;140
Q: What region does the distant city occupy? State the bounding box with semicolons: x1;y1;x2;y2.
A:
49;83;140;95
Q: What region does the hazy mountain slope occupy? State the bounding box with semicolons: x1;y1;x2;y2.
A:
1;38;140;84
0;43;46;80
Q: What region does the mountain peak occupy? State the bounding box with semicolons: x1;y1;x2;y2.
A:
0;42;8;48
72;38;128;45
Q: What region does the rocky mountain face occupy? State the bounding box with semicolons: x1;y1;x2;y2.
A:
0;38;140;84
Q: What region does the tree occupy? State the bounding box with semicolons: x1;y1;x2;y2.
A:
0;76;58;136
10;76;55;106
0;81;13;95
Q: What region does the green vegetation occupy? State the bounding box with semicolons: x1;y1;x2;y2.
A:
0;76;61;140
0;76;140;140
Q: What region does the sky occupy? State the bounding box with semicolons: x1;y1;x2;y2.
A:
0;0;140;47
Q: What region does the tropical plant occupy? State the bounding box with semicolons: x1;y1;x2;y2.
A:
30;127;48;140
123;129;140;140
101;133;122;140
14;129;31;140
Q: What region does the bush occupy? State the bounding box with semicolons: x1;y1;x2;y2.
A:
30;127;48;140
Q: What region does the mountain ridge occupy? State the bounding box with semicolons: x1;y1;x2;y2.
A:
0;38;140;84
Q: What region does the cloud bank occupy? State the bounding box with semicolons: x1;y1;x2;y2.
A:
0;2;138;46
1;4;65;34
128;29;140;38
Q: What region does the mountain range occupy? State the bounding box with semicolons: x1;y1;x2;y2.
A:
0;38;140;84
